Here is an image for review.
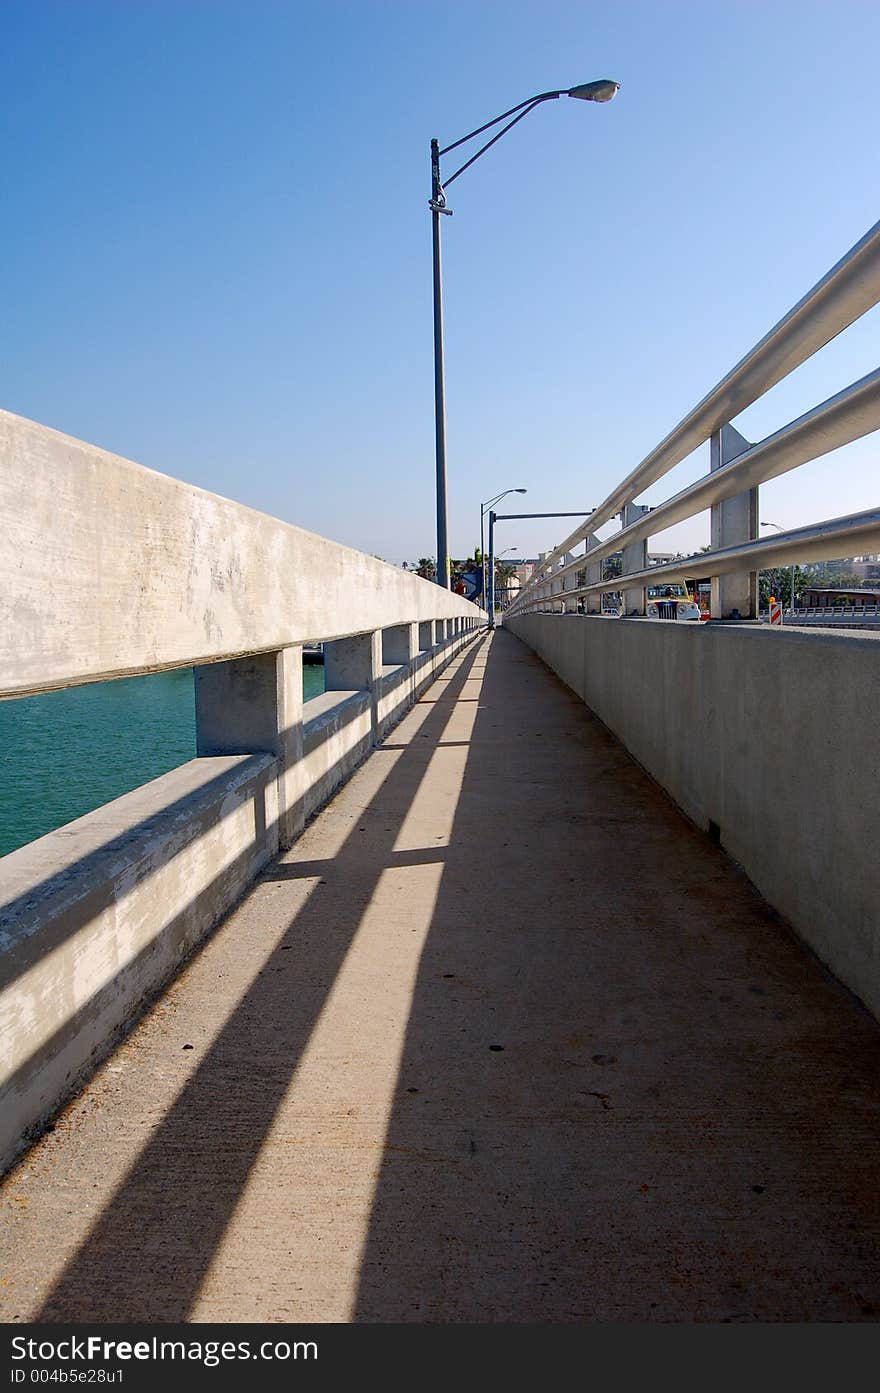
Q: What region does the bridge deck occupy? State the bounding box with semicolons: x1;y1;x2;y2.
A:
2;629;879;1322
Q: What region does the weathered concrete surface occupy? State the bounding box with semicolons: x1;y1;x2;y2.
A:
195;648;305;849
0;754;279;1176
0;631;477;1178
302;690;372;820
709;423;757;619
507;613;880;1024
1;630;880;1322
0;409;481;698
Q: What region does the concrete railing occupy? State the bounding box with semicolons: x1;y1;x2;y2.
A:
0;409;484;1173
506;217;880;621
506;613;880;1023
501;214;880;1024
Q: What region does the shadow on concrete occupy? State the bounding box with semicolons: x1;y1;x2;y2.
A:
350;629;880;1321
31;630;880;1321
35;641;487;1321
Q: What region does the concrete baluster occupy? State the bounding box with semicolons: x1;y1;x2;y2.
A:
194;647;305;849
324;630;382;743
383;622;418;666
383;621;419;708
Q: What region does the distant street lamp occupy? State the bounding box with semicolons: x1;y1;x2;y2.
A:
430;79;619;588
495;547;519;612
481;488;526;610
487;507;592;627
762;521;797;619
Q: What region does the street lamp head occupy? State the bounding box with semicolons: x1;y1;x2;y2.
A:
567;79;620;103
515;488;527;493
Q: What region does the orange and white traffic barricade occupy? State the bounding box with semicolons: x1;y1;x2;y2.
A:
768;596;783;626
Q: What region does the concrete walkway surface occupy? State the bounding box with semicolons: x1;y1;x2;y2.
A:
1;629;879;1322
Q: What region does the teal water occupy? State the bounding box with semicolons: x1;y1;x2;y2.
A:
0;664;325;859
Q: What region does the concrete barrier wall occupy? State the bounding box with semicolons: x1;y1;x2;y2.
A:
506;614;880;1020
302;690;372;820
0;753;279;1174
0;407;485;1172
0;409;482;698
0;627;479;1173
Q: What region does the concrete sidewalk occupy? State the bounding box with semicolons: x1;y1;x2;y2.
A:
1;629;879;1322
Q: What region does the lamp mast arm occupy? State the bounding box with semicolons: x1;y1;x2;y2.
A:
441;94;564;190
439;90;565;158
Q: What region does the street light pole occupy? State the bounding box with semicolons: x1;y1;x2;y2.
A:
494;546;518;613
487;511;500;624
481;488;527;610
430;139;452;589
429;78;619;590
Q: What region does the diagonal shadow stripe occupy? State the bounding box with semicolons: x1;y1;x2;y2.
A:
36;639;487;1321
350;628;880;1322
259;845;449;881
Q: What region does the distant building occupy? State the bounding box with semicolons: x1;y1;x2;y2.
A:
801;587;880;607
850;559;880;582
503;559;538;587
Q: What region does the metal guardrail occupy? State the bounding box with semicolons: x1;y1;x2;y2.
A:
507;218;880;618
760;604;880;622
792;604;880;617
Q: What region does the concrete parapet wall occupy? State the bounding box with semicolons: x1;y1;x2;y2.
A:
302;690;372;820
0;754;278;1175
506;614;880;1019
0;409;482;698
0;406;483;1171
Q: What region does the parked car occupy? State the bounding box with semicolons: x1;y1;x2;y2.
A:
645;583;701;621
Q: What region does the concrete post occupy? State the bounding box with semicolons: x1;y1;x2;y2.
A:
621;503;651;616
418;620;435;651
194;647;304;849
383;623;418;665
562;553;577;612
585;534;602;613
710;424;757;619
324;630;382;741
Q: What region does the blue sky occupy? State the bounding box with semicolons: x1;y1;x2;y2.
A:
3;0;878;563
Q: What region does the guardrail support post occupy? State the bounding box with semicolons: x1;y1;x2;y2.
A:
324;631;382;742
585;534;602;613
621;503;651;615
710;423;757;618
562;553;578;612
418;620;435;650
194;647;305;849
